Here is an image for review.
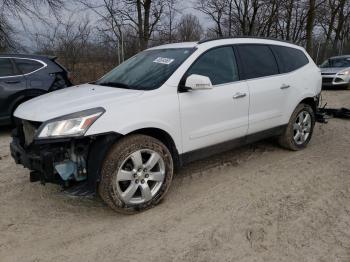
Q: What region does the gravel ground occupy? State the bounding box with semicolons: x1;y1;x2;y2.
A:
0;90;349;262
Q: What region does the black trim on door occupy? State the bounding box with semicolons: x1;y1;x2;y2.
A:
179;124;287;166
269;45;284;74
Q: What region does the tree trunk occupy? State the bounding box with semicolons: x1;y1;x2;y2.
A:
332;0;346;51
306;0;316;55
320;0;339;62
136;0;144;50
142;0;151;50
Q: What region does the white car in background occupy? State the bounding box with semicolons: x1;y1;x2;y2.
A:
11;37;321;213
320;55;350;89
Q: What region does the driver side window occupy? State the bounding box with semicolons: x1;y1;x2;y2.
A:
187;46;239;85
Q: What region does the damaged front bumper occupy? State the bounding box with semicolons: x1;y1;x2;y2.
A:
10;120;120;196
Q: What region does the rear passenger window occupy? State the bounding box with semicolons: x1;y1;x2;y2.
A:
14;59;43;74
271;45;309;73
0;58;16;77
187;46;239;85
237;45;279;79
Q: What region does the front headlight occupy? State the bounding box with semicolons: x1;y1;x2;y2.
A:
37;107;105;139
338;69;350;76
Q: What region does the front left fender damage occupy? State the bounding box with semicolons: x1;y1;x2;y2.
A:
10;120;120;196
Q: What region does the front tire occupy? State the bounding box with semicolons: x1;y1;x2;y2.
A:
99;134;174;214
278;103;315;151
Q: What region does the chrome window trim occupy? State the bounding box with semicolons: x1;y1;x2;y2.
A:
0;57;47;79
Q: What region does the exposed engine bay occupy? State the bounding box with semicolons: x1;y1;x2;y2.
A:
10;119;119;195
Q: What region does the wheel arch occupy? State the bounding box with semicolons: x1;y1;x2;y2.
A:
87;128;181;194
283;95;318;126
300;97;317;113
128;127;181;169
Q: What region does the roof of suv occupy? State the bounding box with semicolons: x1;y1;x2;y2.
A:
0;53;57;61
148;37;303;51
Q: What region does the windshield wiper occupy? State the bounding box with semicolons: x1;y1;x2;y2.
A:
97;81;131;89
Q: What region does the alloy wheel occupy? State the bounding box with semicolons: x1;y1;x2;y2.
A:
293;111;312;145
116;149;165;205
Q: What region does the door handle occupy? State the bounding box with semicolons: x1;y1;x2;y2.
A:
5;80;20;84
280;84;290;89
232;92;247;99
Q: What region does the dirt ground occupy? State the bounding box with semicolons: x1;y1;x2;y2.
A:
0;90;350;262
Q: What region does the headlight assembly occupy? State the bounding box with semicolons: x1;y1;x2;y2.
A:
37;107;105;139
338;69;350;76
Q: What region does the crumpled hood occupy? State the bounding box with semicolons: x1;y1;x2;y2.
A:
321;67;350;74
14;83;143;122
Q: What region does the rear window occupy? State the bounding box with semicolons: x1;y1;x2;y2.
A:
271;45;309;73
237;45;279;79
0;58;16;77
14;59;44;74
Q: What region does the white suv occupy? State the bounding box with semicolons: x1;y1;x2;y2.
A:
10;37;322;213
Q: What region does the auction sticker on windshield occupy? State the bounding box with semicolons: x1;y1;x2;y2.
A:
153;57;175;65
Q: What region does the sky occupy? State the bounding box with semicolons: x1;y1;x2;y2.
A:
10;0;210;51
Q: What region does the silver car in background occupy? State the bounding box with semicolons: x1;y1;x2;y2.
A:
320;55;350;89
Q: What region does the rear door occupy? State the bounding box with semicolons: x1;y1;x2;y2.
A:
0;58;27;119
270;45;312;118
236;44;289;134
13;58;48;90
179;46;249;153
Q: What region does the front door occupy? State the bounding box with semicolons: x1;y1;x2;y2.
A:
179;46;249;153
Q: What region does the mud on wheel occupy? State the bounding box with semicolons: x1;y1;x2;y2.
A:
98;134;174;214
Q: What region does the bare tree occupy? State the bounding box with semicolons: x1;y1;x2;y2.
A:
305;0;316;54
78;0;176;52
158;0;180;43
0;16;16;51
197;0;227;37
115;0;170;50
0;0;64;51
77;0;127;63
332;0;350;51
35;16;100;83
176;14;203;41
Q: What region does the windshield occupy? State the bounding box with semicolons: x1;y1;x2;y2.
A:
320;57;350;68
96;48;195;90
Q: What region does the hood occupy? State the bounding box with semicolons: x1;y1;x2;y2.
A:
320;67;349;74
15;83;143;122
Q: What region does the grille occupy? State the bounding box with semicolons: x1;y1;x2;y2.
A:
322;77;333;83
321;73;336;75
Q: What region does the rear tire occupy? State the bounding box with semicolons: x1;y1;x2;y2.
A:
278;103;315;151
99;134;174;214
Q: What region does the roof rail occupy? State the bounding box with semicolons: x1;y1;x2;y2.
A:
197;36;294;45
0;53;57;60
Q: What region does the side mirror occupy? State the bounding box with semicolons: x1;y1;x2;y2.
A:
185;74;213;90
